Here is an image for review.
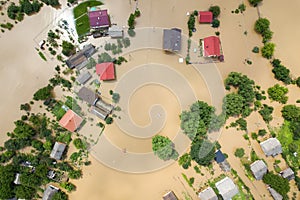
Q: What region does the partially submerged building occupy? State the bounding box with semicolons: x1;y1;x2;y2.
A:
50;142;66;160
281;168;295;181
202;36;221;57
198;11;213;23
250;160;268;180
215;177;239;200
268;187;283;200
215;150;231;172
162;191;178;200
66;44;96;69
163;28;181;52
88;9;110;30
59;109;83;132
260;138;282;157
198;187;218;200
108;25;123;38
78;86;98;105
77;71;92;85
96;62;115;81
42;185;59;200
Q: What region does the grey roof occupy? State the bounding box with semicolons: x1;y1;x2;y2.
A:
95;98;114;113
281;168;294;180
108;25;123;38
77;71;92;85
215;177;239;200
66;44;96;69
163;191;178;200
50;142;66;160
268;187;283;200
90;106;109;120
42;185;59;200
163;28;181;52
77;87;99;105
260;138;282;157
198;187;218;200
250;160;268;180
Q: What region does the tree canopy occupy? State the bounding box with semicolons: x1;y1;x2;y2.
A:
248;0;263;7
190;139;215;166
152;135;178;161
62;41;76;57
33;85;53;100
281;105;300;121
223;93;245;117
254;18;270;34
261;42;275;59
263;172;290;196
267;84;288;104
209;5;221;18
271;59;292;84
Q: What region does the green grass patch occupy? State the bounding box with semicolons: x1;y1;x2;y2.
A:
75;14;91;36
276;121;300;169
38;51;47;61
73;0;103;19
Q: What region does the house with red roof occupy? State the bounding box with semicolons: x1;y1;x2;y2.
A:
202;36;221;57
59;110;83;132
96;62;115;81
88;9;110;29
198;11;213;23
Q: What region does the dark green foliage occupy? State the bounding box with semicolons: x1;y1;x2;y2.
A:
289;121;300;140
52;191;68;200
31;139;44;151
252;46;259;53
62;41;75;57
223;93;245;117
7;3;21;20
261;43;275;59
281;105;300;121
259;104;274;123
152;135;178;161
234;148;245;158
0;165;16;199
73;138;85;149
20;172;42;188
114;56;127;65
105;117;113;124
0;150;15;163
178;153;191;169
238;3;246;13
295;77;300;87
236;118;247;131
48;29;59;39
270;59;292;84
262;29;273;43
33;85;53;100
128;13;135;29
255;18;270;34
187;13;196;37
112;93;120;103
134;9;140;17
20;0;42;15
86;57;96;69
13;120;36;139
209;5;221;18
211;19;220;28
15;185;36;199
190;139;215;166
60;182;76;192
56;162;73;172
68;169;82;179
295;176;300;191
4;138;31;151
40;0;60;7
127;29;136;37
248;0;263;7
20;103;30;111
258;129;267;137
263;172;290;196
268;84;288;104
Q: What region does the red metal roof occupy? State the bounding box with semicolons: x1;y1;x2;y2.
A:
96;62;115;80
203;36;221;57
198;11;213;23
59;110;83;132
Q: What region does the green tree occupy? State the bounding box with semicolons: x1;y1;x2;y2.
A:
248;0;263;7
52;191;68;200
127;13;135;29
62;41;75;56
15;185;36;199
20;0;33;15
105;117;113;124
254;18;270;34
223;93;245;117
68;169;82;179
7;3;21;20
267;84;288;104
60;182;76;192
261;42;275;59
258;104;274;123
0;165;15;199
178;153;192;169
263;172;290;196
33;85;53;100
289;121;300;140
20;103;31;111
262;29;273;43
152;135;178;161
112;93;120;103
234;148;245;158
281;105;300;121
209;5;221;18
190;139;215;166
73;138;85;149
211;19;220;28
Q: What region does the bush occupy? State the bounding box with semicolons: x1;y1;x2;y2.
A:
152;135;178;161
209;5;221;18
112;93;120;103
73;138;85;149
105;117;113;124
258;129;267;137
254;18;270;34
258;104;274;123
281;105;300;121
190;139;215;166
127;29;136;37
20;103;30;111
252;46;259;53
33;85;53;100
211;19;220;28
178;153;191;169
248;0;263;7
62;41;75;57
261;43;275;59
267;84;288;104
134;9;140;17
127;13;135;29
234;148;245;158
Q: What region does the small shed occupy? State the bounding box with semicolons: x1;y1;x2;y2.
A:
90;106;109;120
198;11;213;23
108;25;123;38
250;160;268;180
42;185;59;200
281;168;295;181
77;71;92;85
260;138;282;157
198;187;218;200
77;86;99;105
215;150;225;163
268;187;283;200
50;142;66;160
215;177;239;200
163;28;182;52
163;191;178;200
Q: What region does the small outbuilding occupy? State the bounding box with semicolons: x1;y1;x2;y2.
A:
96;62;115;81
198;11;213;23
260;138;282;157
65;44;96;69
77;71;92;85
215;177;239;200
268;187;283;200
42;185;59;200
202;36;221;57
108;25;123;38
59;109;83;132
198;187;218;200
163;191;178;200
281;168;295;181
163;28;182;52
250;160;268;180
90;106;109;120
50;142;66;160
